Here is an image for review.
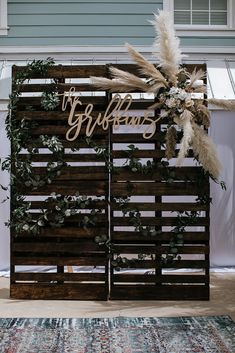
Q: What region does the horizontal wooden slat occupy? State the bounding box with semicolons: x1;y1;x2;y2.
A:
17;95;107;106
110;259;208;269
112;150;195;159
111;133;164;143
26;200;107;210
112;202;208;212
12;272;106;282
109;285;209;300
19;155;107;163
111;182;208;196
112;274;209;284
12;241;105;253
40;227;107;237
13;256;107;266
20;181;108;196
111;231;209;242
10;283;108;300
112;166;203;181
112;216;209;226
13;65;107;79
27;138;108;149
112;245;209;255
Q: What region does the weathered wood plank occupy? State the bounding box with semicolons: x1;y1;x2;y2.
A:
111;231;209;242
109;285;209;300
112;245;209;255
111;202;208;212
13;241;105;253
13;64;107;79
112;274;209;284
13;256;107;266
10;283;108;300
20;181;108;196
12;272;106;282
112;216;209;226
111;182;208;196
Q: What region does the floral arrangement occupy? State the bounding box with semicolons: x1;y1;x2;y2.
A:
91;11;235;180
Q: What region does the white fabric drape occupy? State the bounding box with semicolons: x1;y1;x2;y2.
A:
0;110;235;271
210;110;235;266
0;110;10;270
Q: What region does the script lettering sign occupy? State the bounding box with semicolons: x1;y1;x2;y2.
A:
62;87;158;141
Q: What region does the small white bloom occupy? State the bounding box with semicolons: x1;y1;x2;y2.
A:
22;224;29;231
65;210;71;217
37;220;45;227
165;98;176;108
169;87;179;95
178;89;188;101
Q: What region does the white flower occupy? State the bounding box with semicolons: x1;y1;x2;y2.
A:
185;99;194;108
22;224;29;231
37;220;45;227
178;89;188;101
65;210;71;217
165;98;176;108
169;87;179;95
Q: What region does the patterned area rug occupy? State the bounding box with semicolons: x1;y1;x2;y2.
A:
0;316;234;352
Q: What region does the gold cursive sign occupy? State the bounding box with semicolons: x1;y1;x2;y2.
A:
62;87;157;141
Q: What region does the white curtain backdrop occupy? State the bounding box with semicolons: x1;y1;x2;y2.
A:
0;110;10;271
0;109;235;271
210;110;235;266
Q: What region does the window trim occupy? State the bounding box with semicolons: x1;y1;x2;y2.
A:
0;0;8;36
164;0;235;35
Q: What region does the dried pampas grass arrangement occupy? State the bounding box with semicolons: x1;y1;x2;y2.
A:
208;98;235;111
90;10;232;180
151;11;183;86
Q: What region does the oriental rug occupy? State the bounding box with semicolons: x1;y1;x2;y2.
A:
0;316;234;352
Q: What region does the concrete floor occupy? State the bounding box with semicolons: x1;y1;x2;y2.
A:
0;273;234;320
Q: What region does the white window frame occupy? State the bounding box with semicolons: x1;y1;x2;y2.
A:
164;0;235;36
0;0;8;36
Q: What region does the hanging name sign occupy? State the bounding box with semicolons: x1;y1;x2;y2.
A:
62;87;158;141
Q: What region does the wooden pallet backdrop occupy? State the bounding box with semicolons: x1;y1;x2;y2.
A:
10;63;210;300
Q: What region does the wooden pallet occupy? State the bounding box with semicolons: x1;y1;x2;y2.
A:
10;63;210;300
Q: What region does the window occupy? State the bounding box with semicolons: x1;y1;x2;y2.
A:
174;0;227;26
164;0;235;31
0;0;8;35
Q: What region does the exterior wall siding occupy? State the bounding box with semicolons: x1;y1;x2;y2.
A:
0;0;163;46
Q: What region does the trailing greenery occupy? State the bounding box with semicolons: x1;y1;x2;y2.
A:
7;192;101;236
1;58;226;270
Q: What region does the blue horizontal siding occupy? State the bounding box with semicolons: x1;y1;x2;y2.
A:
0;0;163;46
0;1;234;48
